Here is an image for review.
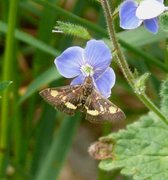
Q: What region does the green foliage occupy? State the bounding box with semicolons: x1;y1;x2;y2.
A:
99;112;168;179
99;78;168;179
0;21;59;57
0;0;168;179
159;12;168;32
112;7;119;20
19;67;61;103
35;113;81;180
118;27;168;47
0;81;12;92
160;77;168;117
53;21;91;40
0;81;12;98
134;73;150;94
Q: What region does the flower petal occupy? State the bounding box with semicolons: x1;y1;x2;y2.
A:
94;67;116;98
70;74;85;85
136;0;165;20
55;47;84;78
119;0;142;29
144;18;159;33
157;0;164;3
84;39;112;74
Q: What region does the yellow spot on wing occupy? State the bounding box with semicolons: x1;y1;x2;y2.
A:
84;105;88;110
109;106;117;114
62;96;66;100
96;96;100;100
100;105;104;112
51;90;58;97
87;109;99;116
65;102;77;109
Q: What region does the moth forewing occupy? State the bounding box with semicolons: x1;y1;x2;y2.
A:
39;76;126;122
84;89;126;123
39;85;81;115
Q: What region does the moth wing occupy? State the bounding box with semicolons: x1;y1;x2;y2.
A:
85;89;126;123
39;85;82;115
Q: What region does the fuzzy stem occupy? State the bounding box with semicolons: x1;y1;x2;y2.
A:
101;0;134;86
100;0;168;125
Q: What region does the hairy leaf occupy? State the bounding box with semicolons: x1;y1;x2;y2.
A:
99;112;168;179
53;21;91;40
134;73;150;94
97;77;168;179
160;76;168;117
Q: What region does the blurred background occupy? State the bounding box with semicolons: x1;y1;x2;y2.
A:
0;0;168;179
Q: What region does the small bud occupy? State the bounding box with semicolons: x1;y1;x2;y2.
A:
134;73;150;94
88;139;113;160
133;68;139;79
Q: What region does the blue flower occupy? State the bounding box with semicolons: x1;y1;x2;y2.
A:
119;0;166;33
55;39;115;98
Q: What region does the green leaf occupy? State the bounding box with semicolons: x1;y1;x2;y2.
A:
31;104;57;175
159;12;168;32
160;76;168;117
0;81;13;98
0;21;59;57
35;113;81;180
0;81;13;92
34;0;168;46
99;112;168;180
33;0;107;37
118;27;168;47
53;21;91;40
19;66;61;103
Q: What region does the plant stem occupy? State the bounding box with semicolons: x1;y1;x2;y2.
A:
0;0;19;176
100;0;168;125
101;0;134;85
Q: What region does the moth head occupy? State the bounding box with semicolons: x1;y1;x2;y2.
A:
83;76;94;90
84;76;93;84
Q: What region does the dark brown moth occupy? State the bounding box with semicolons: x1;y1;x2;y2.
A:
39;76;125;123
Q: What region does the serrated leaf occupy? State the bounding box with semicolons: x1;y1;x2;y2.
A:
53;21;91;40
99;112;168;180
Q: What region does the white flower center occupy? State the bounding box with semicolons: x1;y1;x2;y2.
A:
80;63;94;76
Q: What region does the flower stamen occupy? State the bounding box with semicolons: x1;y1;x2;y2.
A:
81;63;94;76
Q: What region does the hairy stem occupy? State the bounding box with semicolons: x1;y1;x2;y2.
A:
100;0;168;125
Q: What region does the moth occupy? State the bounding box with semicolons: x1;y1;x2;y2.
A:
39;76;125;123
